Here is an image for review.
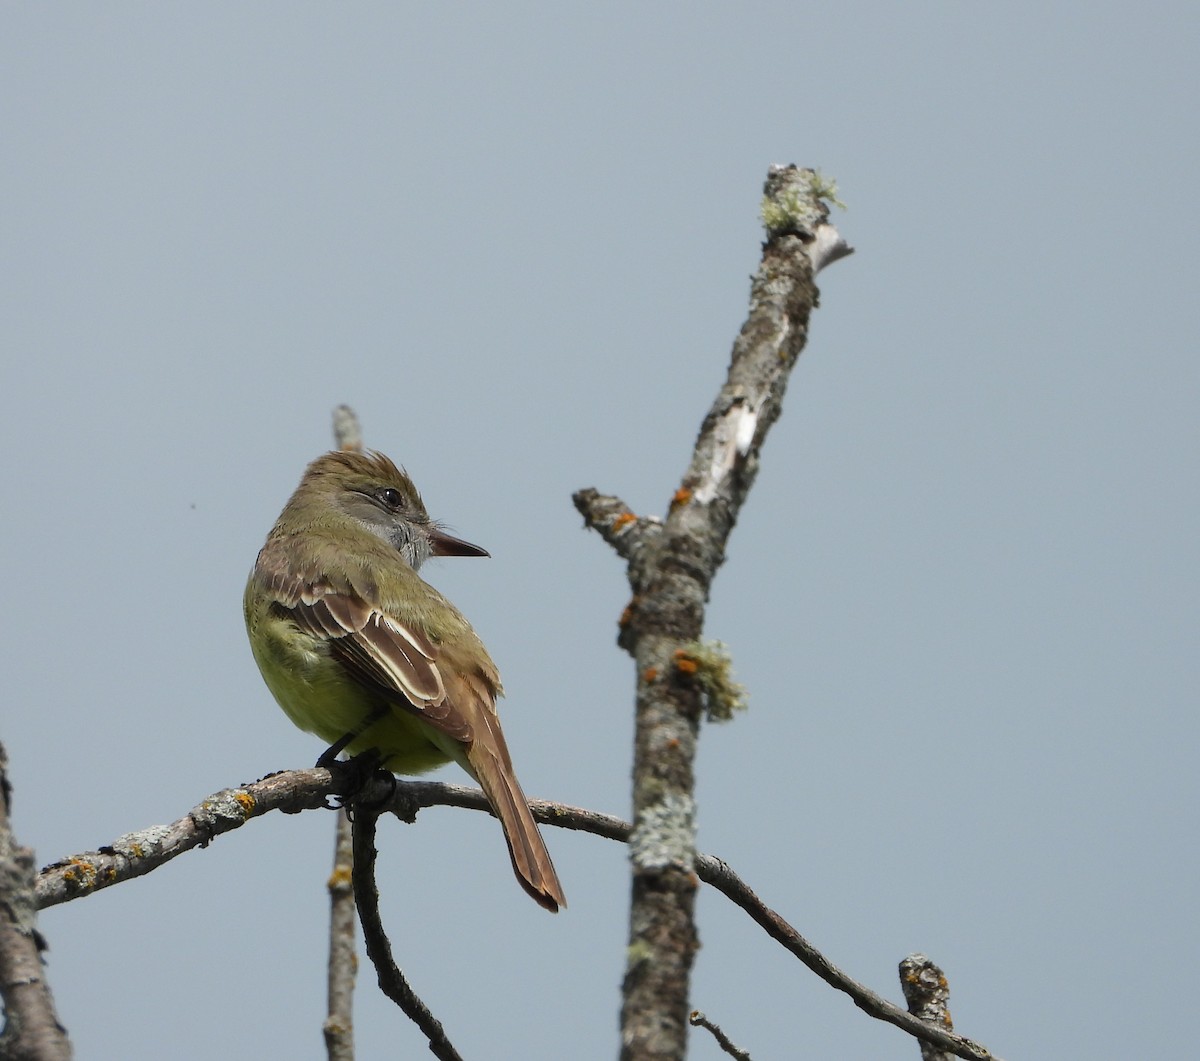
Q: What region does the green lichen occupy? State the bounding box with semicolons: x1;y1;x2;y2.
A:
677;640;748;723
808;169;846;210
760;168;845;237
626;939;655;970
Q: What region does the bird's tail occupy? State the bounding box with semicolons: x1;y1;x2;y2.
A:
467;718;566;913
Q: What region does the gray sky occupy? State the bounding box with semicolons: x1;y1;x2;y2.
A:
4;4;1196;1058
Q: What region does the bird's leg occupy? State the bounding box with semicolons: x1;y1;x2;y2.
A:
316;706;389;769
317;707;391;806
321;746;390;808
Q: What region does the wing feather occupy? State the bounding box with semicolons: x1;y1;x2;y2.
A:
255;544;470;741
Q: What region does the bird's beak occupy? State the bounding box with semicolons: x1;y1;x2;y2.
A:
429;528;490;558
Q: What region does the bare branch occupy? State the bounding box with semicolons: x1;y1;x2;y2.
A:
395;793;1000;1060
574;164;841;1061
808;222;854;273
571;490;661;561
35;768;378;909
900;954;955;1061
0;743;72;1061
324;405;364;1061
350;807;462;1061
333;405;363;453
33;773;1000;1060
689;1011;752;1060
324;810;357;1061
696;859;1001;1061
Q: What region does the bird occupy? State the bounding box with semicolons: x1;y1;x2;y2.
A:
244;449;565;911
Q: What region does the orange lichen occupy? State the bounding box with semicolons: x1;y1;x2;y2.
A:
63;858;98;889
673;650;699;675
611;511;637;532
671;487;692;509
233;790;256;817
328;866;353;889
643;667;658;682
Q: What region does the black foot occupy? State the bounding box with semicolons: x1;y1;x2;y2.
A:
321;748;392;809
316;730;359;770
350;769;397;815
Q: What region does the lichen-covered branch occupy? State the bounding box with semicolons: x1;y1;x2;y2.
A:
32;770;999;1060
574;164;849;1061
35;768;369;909
572;490;661;562
0;743;73;1061
900;954;956;1061
324;810;357;1061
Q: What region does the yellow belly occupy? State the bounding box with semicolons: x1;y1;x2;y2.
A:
248;609;453;775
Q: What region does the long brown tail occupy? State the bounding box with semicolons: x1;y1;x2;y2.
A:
467;717;566;912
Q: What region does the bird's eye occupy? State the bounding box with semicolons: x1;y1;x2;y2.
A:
377;487;404;509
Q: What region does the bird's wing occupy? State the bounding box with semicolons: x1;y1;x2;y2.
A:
261;558;473;742
256;545;563;910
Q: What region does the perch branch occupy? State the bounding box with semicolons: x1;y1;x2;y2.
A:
34;773;1000;1060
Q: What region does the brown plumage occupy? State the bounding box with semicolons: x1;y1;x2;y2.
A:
245;450;565;911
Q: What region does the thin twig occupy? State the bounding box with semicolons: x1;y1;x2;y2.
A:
695;859;999;1061
350;807;462;1061
324;810;357;1061
689;1011;752;1060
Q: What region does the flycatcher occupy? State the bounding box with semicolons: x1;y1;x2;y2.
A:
244;450;566;911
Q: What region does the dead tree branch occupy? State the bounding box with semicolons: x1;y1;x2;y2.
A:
0;743;72;1061
900;954;956;1061
323;809;357;1061
574;164;850;1061
33;771;1000;1060
350;807;462;1061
